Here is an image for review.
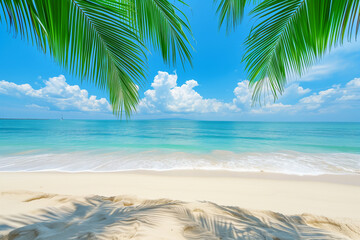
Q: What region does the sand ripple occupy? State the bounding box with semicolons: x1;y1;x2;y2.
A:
0;191;359;239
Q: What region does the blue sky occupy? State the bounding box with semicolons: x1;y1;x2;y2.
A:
1;2;360;121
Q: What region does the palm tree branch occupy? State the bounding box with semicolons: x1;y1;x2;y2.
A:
214;0;258;32
244;0;360;103
125;0;193;68
1;0;147;117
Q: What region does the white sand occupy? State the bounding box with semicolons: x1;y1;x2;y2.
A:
1;171;360;239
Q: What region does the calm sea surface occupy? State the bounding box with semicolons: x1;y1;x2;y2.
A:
0;120;359;175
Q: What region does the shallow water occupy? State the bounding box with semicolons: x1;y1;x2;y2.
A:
0;120;359;175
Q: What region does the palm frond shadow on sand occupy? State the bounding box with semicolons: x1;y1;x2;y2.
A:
0;193;359;240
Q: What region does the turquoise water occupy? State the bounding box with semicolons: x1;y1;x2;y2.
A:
0;120;359;174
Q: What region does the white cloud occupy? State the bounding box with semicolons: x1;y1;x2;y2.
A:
138;72;360;117
299;88;337;109
231;79;310;112
300;63;340;81
0;81;33;96
250;103;293;114
282;83;311;97
298;78;360;111
346;78;360;88
232;80;252;107
2;72;359;119
25;104;50;110
138;71;227;113
0;75;111;112
138;72;316;115
297;41;360;82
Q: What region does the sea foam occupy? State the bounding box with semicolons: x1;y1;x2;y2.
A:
0;150;359;175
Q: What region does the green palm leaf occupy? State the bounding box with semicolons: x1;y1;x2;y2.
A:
126;0;193;67
215;0;255;32
0;0;193;117
244;0;360;102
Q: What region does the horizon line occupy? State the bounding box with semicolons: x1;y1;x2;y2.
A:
1;118;360;123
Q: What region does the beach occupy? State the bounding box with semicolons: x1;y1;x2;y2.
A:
1;120;360;239
1;171;360;239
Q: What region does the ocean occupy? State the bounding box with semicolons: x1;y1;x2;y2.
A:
0;119;359;175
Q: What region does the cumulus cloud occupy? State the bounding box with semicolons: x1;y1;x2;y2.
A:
299;88;337;110
2;72;359;118
298;78;360;111
282;83;311;97
231;79;310;113
138;71;227;113
347;78;360;88
0;75;111;112
138;71;315;115
138;71;360;117
232;80;252;107
230;81;297;115
251;78;359;114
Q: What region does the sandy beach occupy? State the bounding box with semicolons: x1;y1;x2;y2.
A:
1;171;360;239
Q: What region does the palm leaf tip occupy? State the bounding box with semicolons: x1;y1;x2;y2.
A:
244;0;360;103
215;0;252;32
128;0;194;69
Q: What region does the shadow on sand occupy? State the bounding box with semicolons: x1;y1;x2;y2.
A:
0;192;359;239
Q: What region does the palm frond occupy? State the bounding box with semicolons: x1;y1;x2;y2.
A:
0;0;193;117
244;0;360;103
1;0;145;117
125;0;193;68
214;0;254;32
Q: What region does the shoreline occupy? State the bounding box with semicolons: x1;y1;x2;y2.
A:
94;169;360;186
1;169;359;185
